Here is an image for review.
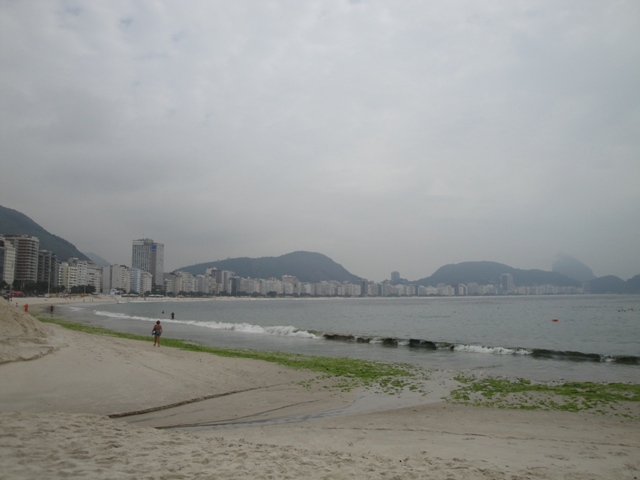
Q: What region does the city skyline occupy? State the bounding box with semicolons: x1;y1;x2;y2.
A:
3;221;640;287
2;213;638;288
1;2;639;281
0;231;629;296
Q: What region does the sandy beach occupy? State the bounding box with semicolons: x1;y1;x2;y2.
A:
1;297;639;479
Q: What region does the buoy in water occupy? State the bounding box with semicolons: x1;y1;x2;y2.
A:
552;318;559;322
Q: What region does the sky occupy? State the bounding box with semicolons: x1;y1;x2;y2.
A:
1;1;639;282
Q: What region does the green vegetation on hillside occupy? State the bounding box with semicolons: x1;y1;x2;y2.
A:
0;205;89;262
178;251;360;283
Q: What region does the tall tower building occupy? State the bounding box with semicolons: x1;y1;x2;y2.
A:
132;239;164;288
0;236;17;287
500;273;515;294
5;234;39;286
37;250;58;289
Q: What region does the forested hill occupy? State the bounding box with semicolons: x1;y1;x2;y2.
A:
0;205;90;262
2;204;638;293
178;251;360;284
415;261;640;293
415;261;580;287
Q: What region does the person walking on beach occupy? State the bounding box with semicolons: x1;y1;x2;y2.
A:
152;321;162;347
49;304;54;315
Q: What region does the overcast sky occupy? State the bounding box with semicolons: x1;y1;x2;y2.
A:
1;1;639;282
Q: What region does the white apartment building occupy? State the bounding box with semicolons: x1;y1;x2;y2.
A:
236;277;259;295
102;264;132;293
87;263;102;292
59;261;78;289
300;283;313;296
195;275;208;294
130;268;152;294
163;275;174;295
0;236;16;287
264;278;282;295
5;234;39;285
60;258;102;292
173;271;195;294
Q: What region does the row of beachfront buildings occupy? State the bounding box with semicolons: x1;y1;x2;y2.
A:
1;234;583;297
0;235;168;295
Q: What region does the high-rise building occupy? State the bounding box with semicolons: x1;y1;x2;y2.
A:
5;234;39;286
38;250;58;289
0;236;17;287
500;273;515;294
359;279;368;296
132;239;164;288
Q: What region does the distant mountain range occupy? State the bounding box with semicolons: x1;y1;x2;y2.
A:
2;204;639;293
179;251;360;284
411;259;639;294
0;205;90;262
180;255;640;293
414;261;581;288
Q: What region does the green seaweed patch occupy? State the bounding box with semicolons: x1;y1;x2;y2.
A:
38;317;422;394
448;375;640;419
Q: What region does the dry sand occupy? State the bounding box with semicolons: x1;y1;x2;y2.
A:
1;297;639;479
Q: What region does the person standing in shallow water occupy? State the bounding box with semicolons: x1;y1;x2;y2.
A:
152;321;162;347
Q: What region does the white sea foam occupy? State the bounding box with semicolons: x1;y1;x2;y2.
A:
454;344;532;356
92;310;319;339
94;311;151;321
184;320;318;338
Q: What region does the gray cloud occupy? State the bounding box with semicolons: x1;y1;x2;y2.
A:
1;0;639;281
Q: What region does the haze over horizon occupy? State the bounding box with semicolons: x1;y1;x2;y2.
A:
2;1;639;282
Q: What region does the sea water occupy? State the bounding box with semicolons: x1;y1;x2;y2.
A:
58;295;640;384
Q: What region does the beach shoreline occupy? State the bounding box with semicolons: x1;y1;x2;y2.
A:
1;297;639;479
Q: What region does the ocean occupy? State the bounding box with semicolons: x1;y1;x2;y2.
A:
58;295;640;384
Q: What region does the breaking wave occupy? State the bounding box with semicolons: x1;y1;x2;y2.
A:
92;310;318;339
91;310;639;365
321;334;639;365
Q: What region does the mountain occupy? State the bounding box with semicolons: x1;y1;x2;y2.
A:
415;261;581;287
178;251;361;284
0;205;90;262
84;252;110;267
415;261;640;293
587;275;636;294
2;205;638;292
552;254;597;282
627;275;640;293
